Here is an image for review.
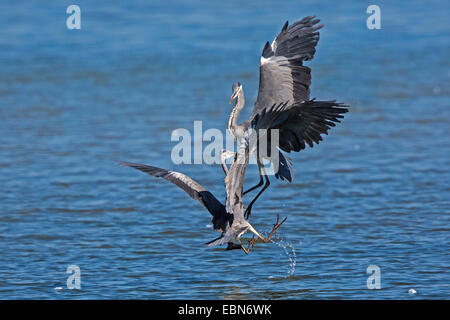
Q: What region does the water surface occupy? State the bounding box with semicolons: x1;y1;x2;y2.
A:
0;0;449;299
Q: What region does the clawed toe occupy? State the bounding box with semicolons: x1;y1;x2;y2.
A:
264;214;287;242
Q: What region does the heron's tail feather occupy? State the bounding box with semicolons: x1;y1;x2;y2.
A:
274;151;294;183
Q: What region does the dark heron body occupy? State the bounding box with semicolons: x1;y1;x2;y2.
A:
227;16;349;218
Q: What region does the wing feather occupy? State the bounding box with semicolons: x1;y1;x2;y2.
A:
252;16;323;117
119;161;231;231
274;100;349;153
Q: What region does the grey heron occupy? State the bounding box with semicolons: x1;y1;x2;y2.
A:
227;16;349;218
119;138;286;254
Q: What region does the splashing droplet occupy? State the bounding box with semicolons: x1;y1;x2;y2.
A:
270;238;297;277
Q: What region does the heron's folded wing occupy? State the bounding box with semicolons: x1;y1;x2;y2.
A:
119;162;229;229
224;137;249;220
252;16;323;118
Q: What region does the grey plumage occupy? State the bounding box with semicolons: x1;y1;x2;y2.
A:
251;99;349;153
207;136;254;246
119;16;349;250
253;16;323;117
227;16;349;218
229;17;326;183
119;161;232;233
119;151;265;248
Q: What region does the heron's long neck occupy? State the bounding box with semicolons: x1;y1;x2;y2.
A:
228;91;245;139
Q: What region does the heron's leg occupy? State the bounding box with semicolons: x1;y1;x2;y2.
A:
243;163;264;195
263;214;287;242
240;236;257;254
248;215;287;245
246;216;286;250
226;240;255;255
244;173;270;219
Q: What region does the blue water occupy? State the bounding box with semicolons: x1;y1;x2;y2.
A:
0;0;449;299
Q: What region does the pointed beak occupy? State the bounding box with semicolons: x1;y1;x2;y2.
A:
229;86;241;104
248;224;265;242
229;93;236;104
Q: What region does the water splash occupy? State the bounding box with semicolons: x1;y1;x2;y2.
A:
270;238;297;277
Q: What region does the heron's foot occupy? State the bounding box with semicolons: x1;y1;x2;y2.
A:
263;214;287;242
241;235;257;254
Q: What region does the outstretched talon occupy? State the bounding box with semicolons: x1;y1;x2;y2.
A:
247;214;287;248
264;214;287;242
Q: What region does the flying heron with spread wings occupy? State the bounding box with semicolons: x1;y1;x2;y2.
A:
227;16;349;219
120;138;286;254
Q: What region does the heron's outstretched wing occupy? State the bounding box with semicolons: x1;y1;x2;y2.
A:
252;16;323;117
257;100;349;153
119;162;231;231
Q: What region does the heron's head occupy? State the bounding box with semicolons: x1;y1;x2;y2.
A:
229;82;242;104
220;149;235;160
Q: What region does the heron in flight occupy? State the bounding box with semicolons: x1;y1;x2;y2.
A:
227;16;349;218
119;139;286;254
